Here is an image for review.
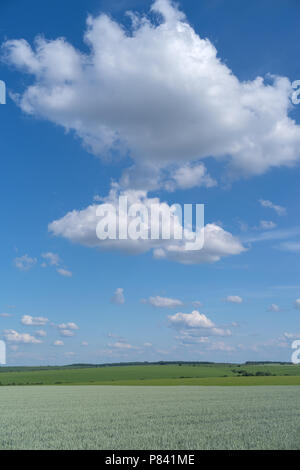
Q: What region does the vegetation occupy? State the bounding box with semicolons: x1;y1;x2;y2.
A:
0;385;299;450
0;362;299;386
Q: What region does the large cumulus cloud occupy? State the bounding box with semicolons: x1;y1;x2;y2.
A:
48;186;246;264
2;0;300;183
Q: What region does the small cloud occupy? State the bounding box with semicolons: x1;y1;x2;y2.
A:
225;295;243;304
145;296;184;308
53;340;64;346
208;342;235;352
0;313;13;318
4;329;42;344
56;268;72;277
294;299;300;310
192;300;203;308
41;252;60;266
283;332;300;339
143;342;152;347
108;332;122;338
259;220;277;230
111;288;125;304
35;329;47;337
244;226;300;244
165;162;217;191
14;254;37;271
267;304;281;312
168;310;214;329
21;315;49;326
175;333;209;345
41;253;73;277
259;199;286;216
58;322;79;330
109;341;139;350
60;329;75;337
81;341;88;347
65;351;76;357
169;310;231;338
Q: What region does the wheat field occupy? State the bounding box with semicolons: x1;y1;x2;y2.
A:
0;385;299;450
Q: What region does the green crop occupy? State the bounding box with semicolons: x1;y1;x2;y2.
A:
0;385;299;450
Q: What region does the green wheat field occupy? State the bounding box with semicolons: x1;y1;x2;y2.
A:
0;385;299;450
0;363;299;449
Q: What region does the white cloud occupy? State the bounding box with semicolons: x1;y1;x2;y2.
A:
109;341;139;350
209;328;232;337
153;223;246;265
49;187;179;255
35;329;47;337
168;310;232;339
294;299;300;310
58;322;79;330
48;187;246;265
81;341;88;346
283;332;300;339
65;351;76;357
267;303;281;312
60;329;75;337
41;252;73;276
244;226;300;244
53;340;64;346
0;313;12;317
259;199;286;216
108;332;125;340
146;296;183;308
143;342;152;347
165;163;217;191
41;252;60;266
208;342;235;352
111;287;125;305
14;254;37;271
175;332;209;345
259;220;277;230
225;295;243;304
3;0;300;184
4;329;42;344
21;315;49;326
168;310;214;329
56;268;72;277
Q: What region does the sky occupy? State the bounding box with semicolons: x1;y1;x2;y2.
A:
0;0;300;366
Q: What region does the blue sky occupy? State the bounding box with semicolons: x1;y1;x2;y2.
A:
0;0;300;365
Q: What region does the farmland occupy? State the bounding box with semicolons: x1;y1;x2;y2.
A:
0;362;299;386
0;385;299;450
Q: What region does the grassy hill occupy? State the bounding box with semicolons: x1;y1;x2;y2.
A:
0;362;299;386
